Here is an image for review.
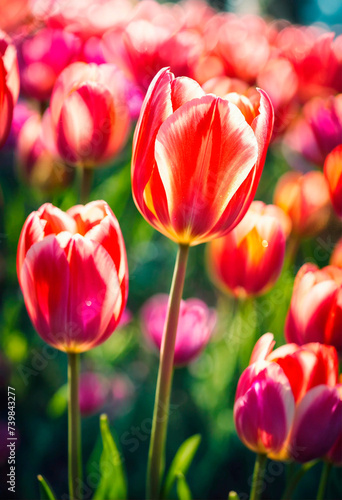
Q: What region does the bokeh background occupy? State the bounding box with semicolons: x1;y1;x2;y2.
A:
0;0;342;499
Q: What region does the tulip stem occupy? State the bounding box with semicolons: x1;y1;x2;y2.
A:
250;453;267;500
68;352;82;500
147;243;190;500
80;166;94;204
316;462;332;500
281;460;318;499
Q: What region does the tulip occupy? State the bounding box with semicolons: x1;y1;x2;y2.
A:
324;145;342;218
79;372;108;416
234;333;342;463
276;29;342;102
273;170;331;238
326;386;342;465
19;28;81;101
207;201;288;298
284;94;342;167
5;99;36;148
102;22;203;92
17;111;74;192
141;294;216;365
17;200;128;352
330;238;342;268
285;263;342;353
46;62;131;167
133;67;273;499
132;67;274;246
0;31;20;148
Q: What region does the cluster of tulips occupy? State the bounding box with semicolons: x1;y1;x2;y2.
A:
1;0;342;499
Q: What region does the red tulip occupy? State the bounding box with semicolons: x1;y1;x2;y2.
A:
207;201;288;298
273;170;331;238
141;294;216;365
45;62;131;167
17;201;128;352
19;28;81;101
285;263;342;353
102;22;203;92
324;145;342;218
234;333;341;462
132;67;273;246
0;31;20;148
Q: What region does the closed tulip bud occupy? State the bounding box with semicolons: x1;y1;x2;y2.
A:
17;201;128;352
0;31;20;148
234;333;342;462
17;111;74;192
324;145;342;218
19;28;81;101
273;170;331;238
132;67;273;246
79;372;108;416
207;201;288;298
285;263;342;353
330;238;342;268
45;62;131;167
141;294;216;365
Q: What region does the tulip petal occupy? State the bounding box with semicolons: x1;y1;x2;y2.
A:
234;361;295;454
132;67;173;216
20;235;70;349
289;385;342;463
65;234;120;351
170;76;205;112
154;95;258;244
250;333;276;364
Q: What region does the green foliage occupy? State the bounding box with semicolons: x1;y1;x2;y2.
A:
176;473;192;500
93;414;127;500
37;475;57;500
163;434;201;499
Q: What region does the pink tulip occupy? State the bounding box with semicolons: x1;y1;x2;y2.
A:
234;333;342;462
79;372;108;416
324;145;342;218
19;28;81;101
17;201;128;352
5;99;36;148
273;170;331;238
141;294;216;365
284;94;342;167
45;62;131;166
17;111;74;191
207;201;289;298
326;386;342;466
0;30;20;148
285;263;342;353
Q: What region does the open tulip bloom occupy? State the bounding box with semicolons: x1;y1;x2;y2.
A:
131;66;273;498
234;333;342;499
17;200;128;499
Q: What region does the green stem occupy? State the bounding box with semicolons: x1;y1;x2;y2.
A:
281;460;318;500
250;453;267;500
68;352;82;500
146;243;190;500
316;462;332;500
285;235;300;268
79;166;94;204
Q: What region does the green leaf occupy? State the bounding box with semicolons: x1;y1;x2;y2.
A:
176;473;192;500
37;475;57;500
228;491;240;500
93;414;127;500
163;434;201;499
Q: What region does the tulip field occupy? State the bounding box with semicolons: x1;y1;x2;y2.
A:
0;0;342;499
